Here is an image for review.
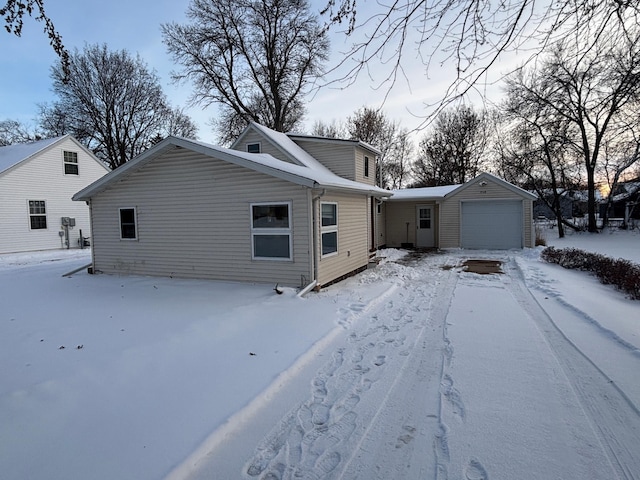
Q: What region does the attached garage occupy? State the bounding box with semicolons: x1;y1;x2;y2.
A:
460;200;524;249
385;173;536;250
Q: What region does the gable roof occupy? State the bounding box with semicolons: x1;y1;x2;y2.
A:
448;172;537;200
389;184;461;201
232;122;337;173
0;135;109;177
0;136;64;175
389;172;537;202
73;136;390;201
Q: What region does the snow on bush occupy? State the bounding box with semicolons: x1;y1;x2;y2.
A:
541;247;640;300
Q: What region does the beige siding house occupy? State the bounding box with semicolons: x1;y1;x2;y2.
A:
73;122;536;290
386;173;536;249
0;135;109;254
74;128;388;288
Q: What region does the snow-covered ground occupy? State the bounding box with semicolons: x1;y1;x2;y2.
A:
1;229;639;480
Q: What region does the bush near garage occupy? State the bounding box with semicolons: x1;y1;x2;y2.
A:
541;247;640;300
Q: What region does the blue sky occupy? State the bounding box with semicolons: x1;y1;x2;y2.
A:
0;0;510;142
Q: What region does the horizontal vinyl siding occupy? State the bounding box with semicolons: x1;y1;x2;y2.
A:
376;201;387;247
90;150;311;286
0;138;108;254
385;201;438;248
317;192;369;286
440;178;533;248
523;199;534;248
354;148;375;185
292;141;356;180
234;131;297;164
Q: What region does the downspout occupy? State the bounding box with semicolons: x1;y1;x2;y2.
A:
300;188;326;297
87;200;96;274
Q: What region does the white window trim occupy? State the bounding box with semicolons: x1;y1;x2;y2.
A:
119;207;138;240
246;142;261;154
250;201;293;261
63;150;79;175
27;199;47;230
321;202;338;258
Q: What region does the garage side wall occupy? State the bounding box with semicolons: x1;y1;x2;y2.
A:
440;179;534;248
89;150;312;286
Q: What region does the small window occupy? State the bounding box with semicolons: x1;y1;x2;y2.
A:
247;143;261;154
419;207;431;229
364;156;369;177
119;208;137;239
321;202;338;256
28;200;47;229
377;203;382;214
251;202;292;260
64;151;79;175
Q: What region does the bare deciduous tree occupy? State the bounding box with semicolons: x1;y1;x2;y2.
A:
503;29;640;232
413;104;487;186
40;44;197;169
320;0;639;123
0;119;39;146
163;0;329;144
346;107;409;189
311;107;412;188
1;0;70;77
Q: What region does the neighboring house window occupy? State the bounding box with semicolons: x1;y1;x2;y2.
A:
119;208;137;239
377;203;382;214
28;200;47;229
364;156;369;177
321;202;338;256
247;143;261;154
63;151;79;175
251;202;292;260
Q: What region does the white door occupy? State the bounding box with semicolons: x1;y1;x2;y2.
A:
416;205;434;247
460;200;523;249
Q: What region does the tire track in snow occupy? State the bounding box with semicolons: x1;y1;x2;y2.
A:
243;253;459;479
506;259;640;480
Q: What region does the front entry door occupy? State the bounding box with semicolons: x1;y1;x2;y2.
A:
416;205;434;247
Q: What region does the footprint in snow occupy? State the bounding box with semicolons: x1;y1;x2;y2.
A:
465;458;489;480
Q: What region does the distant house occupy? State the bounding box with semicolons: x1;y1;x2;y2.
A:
600;181;640;223
73;124;387;289
0;135;110;254
383;173;536;249
73;124;536;287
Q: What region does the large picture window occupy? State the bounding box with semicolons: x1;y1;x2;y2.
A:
63;151;79;175
28;200;47;229
119;208;137;239
321;202;338;256
251;202;292;260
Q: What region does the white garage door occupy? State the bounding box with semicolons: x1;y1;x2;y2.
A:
461;200;523;249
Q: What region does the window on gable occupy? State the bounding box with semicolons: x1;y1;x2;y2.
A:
364;156;369;177
251;202;292;260
321;202;338;256
63;151;79;175
28;200;47;229
119;208;137;239
247;143;261;154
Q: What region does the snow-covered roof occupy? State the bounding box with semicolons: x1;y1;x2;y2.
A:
389;173;537;202
73;136;390;201
287;133;382;156
0;136;64;175
389;185;461;201
237;123;338;175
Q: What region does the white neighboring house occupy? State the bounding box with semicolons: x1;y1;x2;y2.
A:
0;135;110;254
